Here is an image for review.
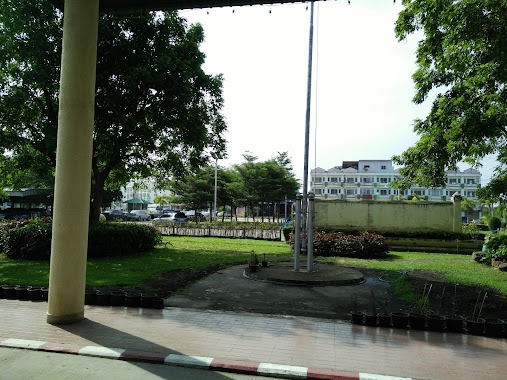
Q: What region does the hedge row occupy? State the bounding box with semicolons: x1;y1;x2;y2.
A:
0;219;162;260
289;231;389;259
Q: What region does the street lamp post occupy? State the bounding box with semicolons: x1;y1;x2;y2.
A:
212;153;218;222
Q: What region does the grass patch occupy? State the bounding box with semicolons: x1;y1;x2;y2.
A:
0;236;292;288
322;251;507;296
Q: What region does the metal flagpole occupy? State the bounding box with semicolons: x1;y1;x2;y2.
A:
302;1;315;264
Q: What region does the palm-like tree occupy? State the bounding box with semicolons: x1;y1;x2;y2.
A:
153;195;167;211
461;196;476;223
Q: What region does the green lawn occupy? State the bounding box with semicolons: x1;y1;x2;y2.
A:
2;237;506;297
322;252;507;295
0;236;292;288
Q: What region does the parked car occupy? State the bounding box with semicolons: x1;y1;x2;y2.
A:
185;210;206;222
152;212;188;224
127;209;151;221
103;209;128;221
152;213;175;224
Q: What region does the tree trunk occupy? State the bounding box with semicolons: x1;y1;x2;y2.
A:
89;174;107;223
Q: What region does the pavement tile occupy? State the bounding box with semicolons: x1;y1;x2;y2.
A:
2;299;507;380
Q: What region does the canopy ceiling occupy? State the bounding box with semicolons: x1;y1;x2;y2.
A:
50;0;309;12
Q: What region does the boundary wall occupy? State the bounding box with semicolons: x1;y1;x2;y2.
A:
314;193;462;232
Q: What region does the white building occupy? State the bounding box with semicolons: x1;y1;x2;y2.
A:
310;160;481;202
110;178;175;211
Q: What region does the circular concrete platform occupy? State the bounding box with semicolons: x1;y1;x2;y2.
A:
244;262;364;286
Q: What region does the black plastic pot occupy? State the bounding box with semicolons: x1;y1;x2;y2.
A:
485;319;504;338
41;288;49;302
152;297;165;309
14;286;29;300
409;313;426;330
2;286;16;299
377;314;392;327
85;290;97;305
95;291;110;306
350;311;363;325
391;312;409;329
110;291;126;307
140;294;157;308
364;313;377;326
445;315;464;333
125;293;142;307
466;318;485;335
27;287;42;301
426;315;445;332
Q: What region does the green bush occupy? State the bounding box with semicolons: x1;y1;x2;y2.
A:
1;220;162;260
1;219;52;260
312;231;389;259
282;226;292;242
488;216;502;231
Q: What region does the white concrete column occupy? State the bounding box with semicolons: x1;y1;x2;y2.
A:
47;0;99;325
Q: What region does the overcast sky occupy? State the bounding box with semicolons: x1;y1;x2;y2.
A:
181;0;497;186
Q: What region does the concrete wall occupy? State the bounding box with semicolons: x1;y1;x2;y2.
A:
314;193;462;232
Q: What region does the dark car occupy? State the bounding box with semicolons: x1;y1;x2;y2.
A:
103;209;128;221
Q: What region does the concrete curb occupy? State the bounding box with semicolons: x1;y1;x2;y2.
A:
0;338;422;380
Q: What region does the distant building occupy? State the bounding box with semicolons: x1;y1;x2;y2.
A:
110;178;175;211
310;160;481;203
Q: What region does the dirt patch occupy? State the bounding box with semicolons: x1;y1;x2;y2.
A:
408;270;507;320
105;264;507;321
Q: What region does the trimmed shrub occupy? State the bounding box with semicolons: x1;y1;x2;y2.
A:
488;217;502;231
1;219;52;260
312;231;389;259
1;220;162;260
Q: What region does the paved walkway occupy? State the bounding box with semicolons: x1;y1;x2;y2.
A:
1;300;507;380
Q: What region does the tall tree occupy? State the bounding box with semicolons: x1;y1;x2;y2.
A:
392;0;507;188
0;1;227;221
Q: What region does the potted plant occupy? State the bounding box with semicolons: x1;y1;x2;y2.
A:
377;292;391;327
248;253;259;272
445;285;464;333
350;293;363;325
465;291;487;335
261;254;269;267
409;283;432;330
363;290;378;326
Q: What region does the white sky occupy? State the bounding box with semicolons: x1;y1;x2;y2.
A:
181;0;497;186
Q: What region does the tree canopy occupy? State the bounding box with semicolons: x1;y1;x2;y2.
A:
0;0;227;220
170;152;300;221
392;0;507;188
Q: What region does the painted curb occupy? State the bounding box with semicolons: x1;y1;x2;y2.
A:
0;337;421;380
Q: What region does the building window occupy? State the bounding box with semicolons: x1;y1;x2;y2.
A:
315;189;322;194
346;189;355;195
380;178;389;183
330;177;338;183
346;178;355;183
330;189;338;195
449;178;457;184
381;165;386;170
466;191;476;197
413;190;425;196
362;178;374;183
361;189;373;195
380;190;388;195
314;177;322;183
429;190;443;196
466;179;476;184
